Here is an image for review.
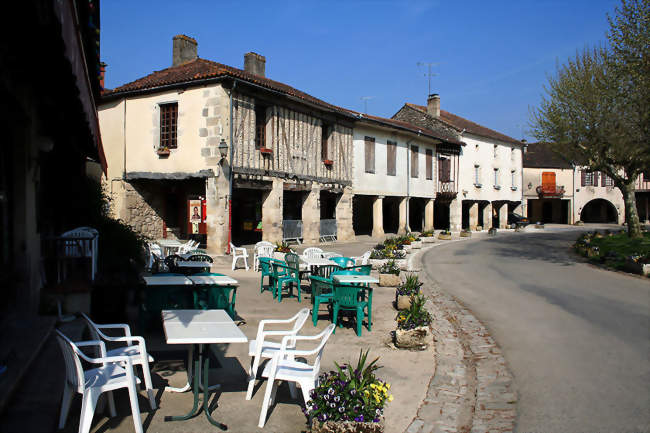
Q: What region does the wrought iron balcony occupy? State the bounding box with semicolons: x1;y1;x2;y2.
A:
536;185;565;197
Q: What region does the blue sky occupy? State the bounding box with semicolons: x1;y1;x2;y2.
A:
101;0;619;142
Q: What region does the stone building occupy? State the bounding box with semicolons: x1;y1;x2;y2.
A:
393;94;524;230
99;35;355;253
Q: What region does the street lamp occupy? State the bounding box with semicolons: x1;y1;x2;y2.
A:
218;139;228;159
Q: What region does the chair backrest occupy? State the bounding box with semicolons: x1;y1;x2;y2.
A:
333;283;363;308
309;324;335;376
341;265;371;275
54;329;85;393
61;227;97;258
164;254;183;270
316;264;341;279
358;251;371;265
310;276;333;297
255;241;274;249
187;254;213;262
302;247;324;259
148;243;163;257
284;253;300;275
291;308;310;336
322;252;342;258
79;313;101;343
329;257;355;267
256;245;274;259
259;257;274;274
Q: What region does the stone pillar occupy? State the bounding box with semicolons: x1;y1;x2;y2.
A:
262;179;284;243
398;197;408;234
205;174;229;254
469;202;479;231
302;184;320;244
499;203;508;228
483;203;493;229
449;198;462;232
372;196;384;238
424;199;434;231
336;186;355;241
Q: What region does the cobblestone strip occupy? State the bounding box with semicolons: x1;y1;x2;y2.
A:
404;242;517;433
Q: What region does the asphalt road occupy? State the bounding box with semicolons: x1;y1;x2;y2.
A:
422;227;650;433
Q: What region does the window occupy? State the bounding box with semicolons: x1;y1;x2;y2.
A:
386;140;396;176
494;168;499;187
438;156;451;182
159;103;178;149
511;147;515;162
425;149;433;180
411;145;419;178
511;170;516;188
321;124;330;160
474;165;481;185
364;136;375;173
601;172;614;186
255;104;267;149
581;170;597;186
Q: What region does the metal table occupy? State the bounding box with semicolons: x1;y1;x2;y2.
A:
156;239;184;257
162;309;247;430
143;275;193;286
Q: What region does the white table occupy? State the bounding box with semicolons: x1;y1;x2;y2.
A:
162;309;247;430
188;275;238;286
143;275;193;285
156;239;184;256
176;260;212;269
300;256;335;267
332;275;379;284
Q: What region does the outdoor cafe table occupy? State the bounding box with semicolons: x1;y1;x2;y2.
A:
332;274;379;327
188;275;238;285
162;309;247;430
300;256;338;275
142;275;193;286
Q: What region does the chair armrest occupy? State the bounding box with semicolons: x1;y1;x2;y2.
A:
94;323;132;337
74;340;107;359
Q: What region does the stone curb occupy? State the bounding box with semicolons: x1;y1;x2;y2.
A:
403;240;517;433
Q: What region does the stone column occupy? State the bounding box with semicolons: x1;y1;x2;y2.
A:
336;186;355;241
483;203;493;229
205;174;229;254
424;199;434;231
301;184;320;244
398;197;408;234
262;179;284;243
372;196;385;238
499;203;508;228
449;198;462;232
469;202;479;231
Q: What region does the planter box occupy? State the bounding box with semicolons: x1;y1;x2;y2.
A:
574;221;585;226
368;258;407;270
438;233;452;240
460;231;471;238
379;273;401;287
395;326;429;350
401;244;412;252
623;259;650;275
411;241;422;249
396;294;412;310
312;419;384;433
421;236;435;243
535;224;545;229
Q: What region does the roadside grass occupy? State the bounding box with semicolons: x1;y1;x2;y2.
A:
575;231;650;274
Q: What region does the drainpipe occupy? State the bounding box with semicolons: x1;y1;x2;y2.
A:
227;80;238;254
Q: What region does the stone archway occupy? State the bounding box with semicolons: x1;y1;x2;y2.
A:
580;199;618;223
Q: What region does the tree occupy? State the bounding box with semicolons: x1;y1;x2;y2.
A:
530;0;650;238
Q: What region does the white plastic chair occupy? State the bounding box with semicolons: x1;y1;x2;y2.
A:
351;250;372;266
321;252;342;259
253;242;275;272
230;242;250;270
246;308;310;400
55;329;143;433
80;313;156;410
257;324;336;428
178;239;198;255
60;227;99;282
302;247;324;259
147;243;163;270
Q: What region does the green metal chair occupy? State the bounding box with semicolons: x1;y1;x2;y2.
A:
329;256;355;268
340;265;371;275
191;272;237;319
331;268;373;328
309;275;334;326
315;264;341;279
140;273;192;330
271;253;302;302
332;282;370;336
259;257;282;294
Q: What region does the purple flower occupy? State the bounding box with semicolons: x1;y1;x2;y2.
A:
354;415;364;422
328;387;335;395
338;406;345;413
330;402;336;408
373;417;380;422
350;389;356;396
333;396;340;402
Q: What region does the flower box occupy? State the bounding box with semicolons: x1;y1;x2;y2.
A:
157;148;170;156
312;419;385;433
395;326;429;350
460;231;471;238
438;233;452;240
368;258;407;270
378;273;401;287
323;159;334;167
421;236;435;243
260;147;273;155
411;240;422;249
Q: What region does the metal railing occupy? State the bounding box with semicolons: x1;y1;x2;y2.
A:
536;185;565;197
438;181;456;193
319;219;337;242
282;220;303;244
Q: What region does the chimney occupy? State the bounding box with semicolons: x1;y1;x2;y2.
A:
99;62;107;90
427;93;440;118
172;34;197;66
244;52;266;77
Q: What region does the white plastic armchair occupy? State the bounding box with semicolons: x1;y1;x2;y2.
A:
246;308;310;400
147;242;163;270
60;227;99;281
55;329;143;433
230;242;250;270
80;313;156;410
321;252;342;258
178;239;198;255
253;242;274;272
257;324;336;428
302;247;324;259
351;250;372;266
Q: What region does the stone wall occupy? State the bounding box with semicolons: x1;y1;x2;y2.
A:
123;181;164;240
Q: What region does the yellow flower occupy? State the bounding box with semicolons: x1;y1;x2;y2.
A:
385;383;391;390
388;394;394;402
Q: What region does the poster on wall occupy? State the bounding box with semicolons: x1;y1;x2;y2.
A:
189;199;202;234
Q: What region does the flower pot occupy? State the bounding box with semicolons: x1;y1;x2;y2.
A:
476;225;483;231
311;419;385;433
395;326;429;350
421;237;435;243
379;273;401;287
438;233;452;240
396;294;412;310
273;251;287;261
411;241;422;249
460;231;471;238
260;147;273;155
574;220;585;226
535;224;545;229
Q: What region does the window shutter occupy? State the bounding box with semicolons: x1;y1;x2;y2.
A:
439;157;451;182
581;170;586;186
411;146;419;178
321;125;329;160
365;136;375;173
386;140;396;176
426;149;433;180
593;172;599;186
601;172;606;187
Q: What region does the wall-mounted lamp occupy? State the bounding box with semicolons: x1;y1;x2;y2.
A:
527;182;533;190
218;139;228;159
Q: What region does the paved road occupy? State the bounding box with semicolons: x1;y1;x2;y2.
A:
422;227;650;433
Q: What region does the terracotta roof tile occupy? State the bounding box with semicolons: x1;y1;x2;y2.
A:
405;103;523;146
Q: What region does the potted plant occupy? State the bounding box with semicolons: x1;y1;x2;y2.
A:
438;230;452;240
488;227;498;236
307;350;392;433
260;147;273;156
419;230;435;243
395;273;422;310
323;159;334;167
395;294;432;350
273;241;293;260
408;233;422;249
378;260;401;287
156;146;170;156
460;229;471;238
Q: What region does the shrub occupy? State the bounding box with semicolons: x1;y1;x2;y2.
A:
379;260;400;275
396;273;422;296
420;230;434;237
274;241;292;253
305;350;393;425
396;294;432;330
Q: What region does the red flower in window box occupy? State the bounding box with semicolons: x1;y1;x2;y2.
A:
323;159;334;167
157;147;170;156
260;147;273;155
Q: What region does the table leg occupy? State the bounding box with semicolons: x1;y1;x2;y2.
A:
202;352;227;430
164;347;201;421
165;345;221;393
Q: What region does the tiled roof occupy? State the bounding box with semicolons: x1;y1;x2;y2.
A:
405;103;523;146
522;142;573;169
344;109;464;146
103;58;351;115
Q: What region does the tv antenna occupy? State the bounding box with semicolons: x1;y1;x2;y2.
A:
417;62;440;95
360;96;374;114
